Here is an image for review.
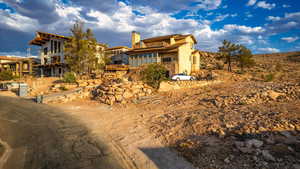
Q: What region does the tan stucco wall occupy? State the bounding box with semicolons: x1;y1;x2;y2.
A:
191;52;200;72
178;44;193;74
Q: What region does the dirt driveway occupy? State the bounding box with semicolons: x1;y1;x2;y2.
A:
0;96;129;169
0;96;195;169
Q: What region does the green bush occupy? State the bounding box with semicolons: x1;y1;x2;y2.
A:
264;73;274;82
0;70;14;81
140;63;168;89
63;72;77;83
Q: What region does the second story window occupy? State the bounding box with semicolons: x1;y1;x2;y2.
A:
58;42;61;53
44;47;48;55
51;40;53;53
54;41;57;53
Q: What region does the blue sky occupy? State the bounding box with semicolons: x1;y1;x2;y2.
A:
0;0;299;57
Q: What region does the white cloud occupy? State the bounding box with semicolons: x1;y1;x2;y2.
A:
285;12;300;19
281;37;299;43
282;4;291;8
224;24;265;33
247;0;257;6
196;0;222;10
256;1;276;10
245;12;253;18
266;16;281;21
0;10;39;32
257;47;280;53
214;14;230;22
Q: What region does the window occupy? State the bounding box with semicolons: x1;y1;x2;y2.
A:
44;47;48;55
50;40;53;53
162;57;172;62
54;41;57;53
58;42;61;53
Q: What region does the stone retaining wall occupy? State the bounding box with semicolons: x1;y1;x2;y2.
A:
42;88;91;103
158;80;222;92
92;80;153;105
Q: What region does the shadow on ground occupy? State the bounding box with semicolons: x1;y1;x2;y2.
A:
0;96;127;169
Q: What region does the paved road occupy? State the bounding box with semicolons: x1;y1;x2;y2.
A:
0;96;130;169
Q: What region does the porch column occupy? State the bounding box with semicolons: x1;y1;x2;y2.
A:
16;62;19;77
29;60;33;75
19;61;23;77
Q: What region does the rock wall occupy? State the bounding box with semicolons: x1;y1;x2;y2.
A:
42;88;91;103
92;80;154;105
159;80;222;92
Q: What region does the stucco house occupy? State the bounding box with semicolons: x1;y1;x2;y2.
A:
105;46;130;65
29;31;107;77
0;56;39;77
126;31;201;76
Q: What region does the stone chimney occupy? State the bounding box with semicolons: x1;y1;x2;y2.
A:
131;31;141;49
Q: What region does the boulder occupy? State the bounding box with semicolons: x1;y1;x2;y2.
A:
266;90;283;100
262;150;276;161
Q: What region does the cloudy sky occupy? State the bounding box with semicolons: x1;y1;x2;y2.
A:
0;0;299;57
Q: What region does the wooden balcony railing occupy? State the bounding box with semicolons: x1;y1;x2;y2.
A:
105;64;129;71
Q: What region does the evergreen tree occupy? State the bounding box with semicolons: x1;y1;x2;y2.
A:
236;45;255;71
65;21;106;77
218;40;239;72
218;40;255;72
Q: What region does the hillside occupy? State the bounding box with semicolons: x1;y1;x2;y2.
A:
138;51;300;169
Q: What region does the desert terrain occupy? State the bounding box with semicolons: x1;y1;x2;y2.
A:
0;52;299;169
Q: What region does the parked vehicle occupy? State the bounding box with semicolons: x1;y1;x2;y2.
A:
171;73;195;81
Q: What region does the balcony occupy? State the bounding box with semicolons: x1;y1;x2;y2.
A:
105;64;129;71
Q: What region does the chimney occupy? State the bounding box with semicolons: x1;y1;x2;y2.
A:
131;31;140;49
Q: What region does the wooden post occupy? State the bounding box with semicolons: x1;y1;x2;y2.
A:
29;60;33;75
16;62;19;77
19;61;23;78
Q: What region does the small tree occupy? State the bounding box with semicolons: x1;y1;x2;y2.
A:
0;70;14;81
63;72;77;83
218;40;255;72
236;45;255;71
218;40;239;72
140;63;168;89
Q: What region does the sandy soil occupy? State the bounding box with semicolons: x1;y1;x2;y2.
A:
53;100;196;169
0;96;195;169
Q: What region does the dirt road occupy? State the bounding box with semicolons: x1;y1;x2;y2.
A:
0;96;195;169
0;96;130;169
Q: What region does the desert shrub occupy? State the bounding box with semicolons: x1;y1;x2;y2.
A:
264;73;274;82
59;86;68;91
140;63;168;89
0;70;14;81
63;72;77;83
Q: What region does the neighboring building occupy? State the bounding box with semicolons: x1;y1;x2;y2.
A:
29;31;107;77
0;56;39;77
29;31;70;77
105;46;130;65
126;31;201;76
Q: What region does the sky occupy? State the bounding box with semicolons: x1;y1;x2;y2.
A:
0;0;299;57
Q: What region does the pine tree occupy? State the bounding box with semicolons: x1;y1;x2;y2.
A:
65;21;106;77
236;45;255;72
218;40;239;72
